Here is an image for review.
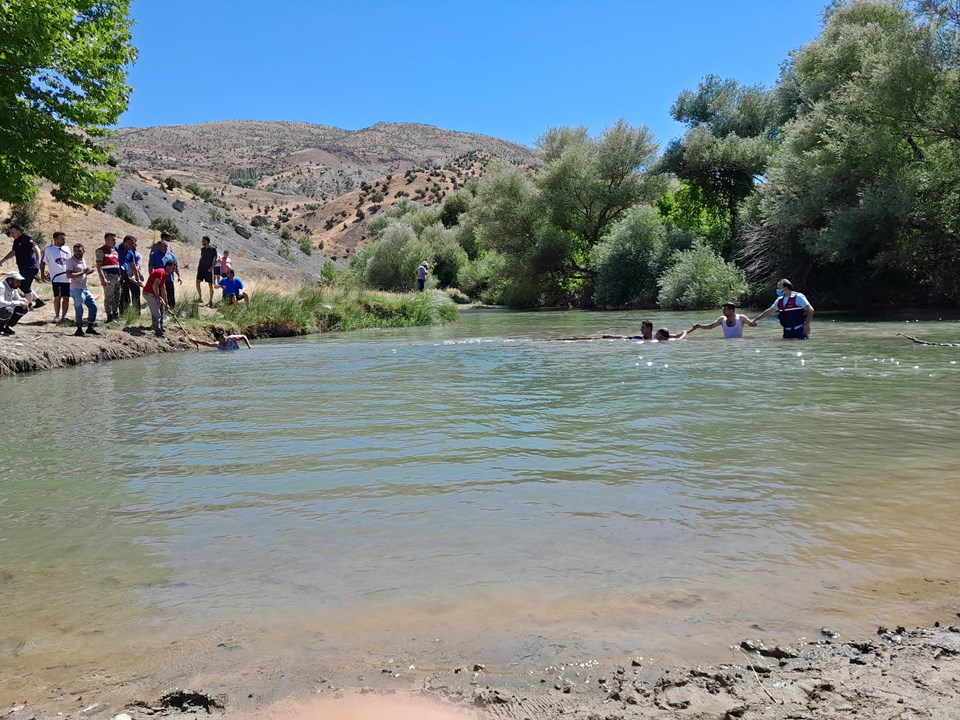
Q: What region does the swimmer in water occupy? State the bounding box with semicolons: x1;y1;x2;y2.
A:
185;328;252;351
627;320;655;341
655;327;687;342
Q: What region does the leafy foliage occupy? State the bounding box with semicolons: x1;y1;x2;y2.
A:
591;206;666;308
0;1;137;206
114;202;137;225
750;0;960;301
148;217;180;239
658;240;748;310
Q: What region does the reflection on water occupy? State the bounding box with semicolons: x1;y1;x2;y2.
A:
2;311;960;693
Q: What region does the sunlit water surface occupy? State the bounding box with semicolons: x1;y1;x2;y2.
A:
2;310;959;696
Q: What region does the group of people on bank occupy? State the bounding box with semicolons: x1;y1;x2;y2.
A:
0;225;251;340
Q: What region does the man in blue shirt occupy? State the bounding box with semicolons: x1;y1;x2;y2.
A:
217;268;249;305
148;233;182;308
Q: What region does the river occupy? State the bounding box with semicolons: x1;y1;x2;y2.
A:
2;309;959;698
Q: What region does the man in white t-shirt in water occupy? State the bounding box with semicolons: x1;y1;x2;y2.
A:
688;302;753;338
748;279;814;339
40;231;72;322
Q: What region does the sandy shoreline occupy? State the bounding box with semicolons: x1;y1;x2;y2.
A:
6;623;959;720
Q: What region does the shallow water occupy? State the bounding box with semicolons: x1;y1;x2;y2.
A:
2;310;960;694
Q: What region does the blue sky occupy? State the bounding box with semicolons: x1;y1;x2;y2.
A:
121;0;828;150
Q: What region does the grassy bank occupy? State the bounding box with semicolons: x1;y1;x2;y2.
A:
174;286;459;338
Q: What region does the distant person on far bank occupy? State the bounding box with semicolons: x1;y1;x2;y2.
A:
1;224;44;308
64;243;100;337
40;231;72;322
749;279;814;339
217;268;249;306
196;235;219;307
415;261;428;291
219;249;233;278
688;303;753;338
0;271;32;336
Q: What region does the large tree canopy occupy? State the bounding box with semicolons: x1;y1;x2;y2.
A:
0;1;136;207
751;0;960;301
658;75;783;254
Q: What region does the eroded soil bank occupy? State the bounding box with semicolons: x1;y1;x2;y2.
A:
6;624;959;720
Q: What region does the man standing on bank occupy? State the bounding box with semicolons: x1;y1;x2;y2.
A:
749;279;814;339
95;232;123;322
196;236;218;308
40;231;72;322
64;243;100;336
415;261;428;291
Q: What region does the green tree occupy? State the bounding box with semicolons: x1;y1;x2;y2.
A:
591;206;666;308
467;121;664;306
659;75;782;254
0;1;137;206
657;240;748;310
752;0;960;302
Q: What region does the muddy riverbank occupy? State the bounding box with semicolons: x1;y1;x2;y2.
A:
6;624;959;720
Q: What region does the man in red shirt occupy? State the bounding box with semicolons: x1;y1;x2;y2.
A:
143;260;175;337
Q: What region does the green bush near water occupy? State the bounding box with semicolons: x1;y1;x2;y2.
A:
216;287;458;337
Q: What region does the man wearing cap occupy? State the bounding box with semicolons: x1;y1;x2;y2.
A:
415;261;429;291
1;224;44;308
40;231;72;323
0;271;31;336
96;232;123;322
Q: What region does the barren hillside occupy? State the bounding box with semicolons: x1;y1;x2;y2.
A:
105;120;537;262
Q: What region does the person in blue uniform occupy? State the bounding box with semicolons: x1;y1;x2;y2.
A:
749;279;814;339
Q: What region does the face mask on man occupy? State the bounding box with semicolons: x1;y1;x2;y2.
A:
776;288;785;298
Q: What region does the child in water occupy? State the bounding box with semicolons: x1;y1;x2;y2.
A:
655;328;687;342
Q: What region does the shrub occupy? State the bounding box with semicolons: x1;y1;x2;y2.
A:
320;261;341;286
148;217;181;238
227;168;258;188
163;177;182;190
114;203;137;225
278;243;293;261
185;182;213;201
657;240;748;310
298;235;313;255
591;206;665;308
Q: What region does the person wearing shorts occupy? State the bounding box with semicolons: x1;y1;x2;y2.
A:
41;231;72;322
196;236;218;307
217;268;249;306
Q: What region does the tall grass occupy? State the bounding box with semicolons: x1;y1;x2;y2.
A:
218;287;458;337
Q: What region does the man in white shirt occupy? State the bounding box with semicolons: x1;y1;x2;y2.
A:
40;231;72;322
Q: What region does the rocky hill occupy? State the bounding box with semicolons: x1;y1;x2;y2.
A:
106;120;537;265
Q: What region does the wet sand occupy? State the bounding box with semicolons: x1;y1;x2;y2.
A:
6;623;960;720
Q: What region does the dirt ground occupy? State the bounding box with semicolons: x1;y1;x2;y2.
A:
0;307;191;376
4;624;960;720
